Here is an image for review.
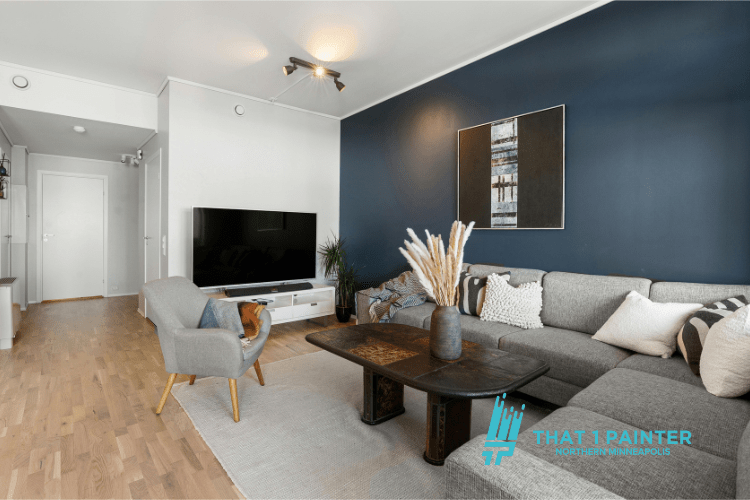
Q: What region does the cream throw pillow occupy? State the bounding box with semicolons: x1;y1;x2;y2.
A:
700;305;750;397
592;291;701;358
480;274;543;329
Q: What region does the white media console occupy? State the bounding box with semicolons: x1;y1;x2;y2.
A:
211;284;336;325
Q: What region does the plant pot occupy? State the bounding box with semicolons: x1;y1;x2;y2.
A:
429;305;462;360
336;305;353;323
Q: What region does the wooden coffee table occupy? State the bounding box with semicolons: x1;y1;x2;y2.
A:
306;322;549;465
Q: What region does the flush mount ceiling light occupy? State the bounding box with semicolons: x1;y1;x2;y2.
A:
11;75;29;90
282;57;345;92
73;125;86;133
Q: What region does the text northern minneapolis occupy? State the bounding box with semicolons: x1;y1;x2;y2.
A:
533;429;692;457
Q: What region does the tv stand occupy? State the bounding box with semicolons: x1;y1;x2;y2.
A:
225;282;314;297
211;283;335;325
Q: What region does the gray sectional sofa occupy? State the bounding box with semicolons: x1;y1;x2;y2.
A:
356;264;750;499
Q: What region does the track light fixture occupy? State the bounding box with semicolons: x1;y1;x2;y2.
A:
282;57;345;92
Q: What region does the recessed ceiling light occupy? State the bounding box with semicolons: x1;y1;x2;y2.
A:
11;75;29;90
234;104;245;116
73;126;86;133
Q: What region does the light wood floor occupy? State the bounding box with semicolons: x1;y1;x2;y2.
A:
0;296;356;499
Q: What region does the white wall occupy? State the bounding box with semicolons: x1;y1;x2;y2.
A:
138;86;170;313
0;62;157;130
27;154;141;301
10;146;28;308
0;124;11;281
166;81;340;282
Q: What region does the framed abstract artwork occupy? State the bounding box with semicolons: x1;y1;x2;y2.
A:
458;105;565;229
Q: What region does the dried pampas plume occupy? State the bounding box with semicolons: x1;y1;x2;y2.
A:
399;221;475;306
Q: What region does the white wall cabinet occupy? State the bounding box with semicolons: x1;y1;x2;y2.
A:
215;284;336;325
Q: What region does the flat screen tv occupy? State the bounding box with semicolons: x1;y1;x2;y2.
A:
192;207;317;288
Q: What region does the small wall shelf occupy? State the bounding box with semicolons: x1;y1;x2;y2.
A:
208;283;335;325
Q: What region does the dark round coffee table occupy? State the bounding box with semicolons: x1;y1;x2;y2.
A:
306;322;549;465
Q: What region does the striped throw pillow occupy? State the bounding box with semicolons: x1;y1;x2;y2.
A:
677;295;748;376
457;271;510;316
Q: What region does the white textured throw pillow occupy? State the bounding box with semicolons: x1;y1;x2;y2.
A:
592;291;701;358
700;305;750;397
480;274;543;329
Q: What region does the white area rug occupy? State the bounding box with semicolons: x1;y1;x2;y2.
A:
171;350;551;499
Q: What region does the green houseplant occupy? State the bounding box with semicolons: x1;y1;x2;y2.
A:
319;235;360;322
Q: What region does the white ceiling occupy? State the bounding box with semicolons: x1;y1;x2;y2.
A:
0;106;154;162
0;1;598;119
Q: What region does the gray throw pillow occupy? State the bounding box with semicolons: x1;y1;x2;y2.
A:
199;298;244;337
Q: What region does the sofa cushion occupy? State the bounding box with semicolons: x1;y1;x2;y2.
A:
515;374;583;407
516;407;737;499
467;264;545;287
650;281;750;305
425;313;523;349
616;353;703;387
541;272;652;334
568;368;750;460
391;302;435;329
738;421;750;500
499;327;632;387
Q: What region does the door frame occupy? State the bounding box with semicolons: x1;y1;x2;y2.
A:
143;150;161;317
36;170;109;302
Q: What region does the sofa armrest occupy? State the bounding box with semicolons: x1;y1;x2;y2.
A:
446;436;622;500
356;290;373;325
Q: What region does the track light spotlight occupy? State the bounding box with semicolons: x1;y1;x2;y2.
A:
281;57;346;93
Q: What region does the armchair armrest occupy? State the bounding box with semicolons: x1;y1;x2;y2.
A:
173;327;245;379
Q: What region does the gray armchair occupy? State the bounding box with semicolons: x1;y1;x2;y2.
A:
143;276;272;422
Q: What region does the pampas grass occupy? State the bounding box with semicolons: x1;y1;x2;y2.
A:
399;221;475;306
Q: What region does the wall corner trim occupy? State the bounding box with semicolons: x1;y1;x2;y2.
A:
0;60;156;97
340;0;613;120
0;118;14;147
162;77;342;121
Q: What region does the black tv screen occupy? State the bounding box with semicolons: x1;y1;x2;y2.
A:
192;207;317;288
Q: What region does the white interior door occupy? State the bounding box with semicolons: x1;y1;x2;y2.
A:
42;174;105;301
144;153;161;285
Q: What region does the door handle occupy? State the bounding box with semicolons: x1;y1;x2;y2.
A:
43;233;54;237
144;236;151;240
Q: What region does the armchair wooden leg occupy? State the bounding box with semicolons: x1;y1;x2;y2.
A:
229;378;240;422
156;373;178;415
253;360;265;386
188;375;196;385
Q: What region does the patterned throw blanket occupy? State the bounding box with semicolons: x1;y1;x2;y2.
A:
359;271;428;323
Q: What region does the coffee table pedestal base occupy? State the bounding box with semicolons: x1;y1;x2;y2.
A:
361;367;406;425
424;393;472;466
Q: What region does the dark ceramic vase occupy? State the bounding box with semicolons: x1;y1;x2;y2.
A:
429;305;462;360
336;305;352;323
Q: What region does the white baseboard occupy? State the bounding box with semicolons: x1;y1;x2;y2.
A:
137;308;146;318
108;292;138;297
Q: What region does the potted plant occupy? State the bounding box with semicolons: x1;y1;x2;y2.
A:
319;235;360;323
399;221;474;360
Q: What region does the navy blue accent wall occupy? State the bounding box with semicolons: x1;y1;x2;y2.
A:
340;1;750;286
